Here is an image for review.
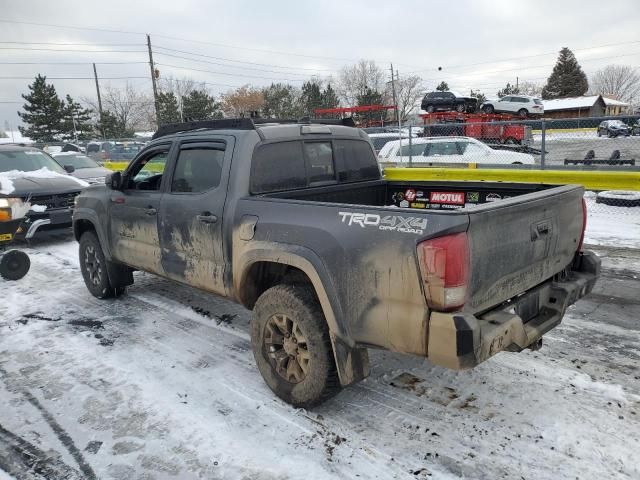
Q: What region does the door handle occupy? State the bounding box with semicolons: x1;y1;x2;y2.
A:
145;207;157;216
197;213;218;224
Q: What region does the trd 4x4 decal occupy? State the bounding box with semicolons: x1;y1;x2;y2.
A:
338;211;428;235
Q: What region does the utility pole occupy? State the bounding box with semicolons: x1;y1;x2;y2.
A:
92;63;104;138
147;34;160;123
390;63;402;144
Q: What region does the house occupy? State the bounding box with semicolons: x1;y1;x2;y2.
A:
542;95;607;119
602;96;630;116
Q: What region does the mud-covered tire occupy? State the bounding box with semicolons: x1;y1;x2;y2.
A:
79;231;125;299
251;284;341;408
0;250;30;281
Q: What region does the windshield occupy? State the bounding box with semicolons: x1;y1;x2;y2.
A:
0;150;66;174
610;120;625;127
54;154;99;169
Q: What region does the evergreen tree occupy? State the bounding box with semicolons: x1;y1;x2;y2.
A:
542;47;589;99
182;90;223;121
321;83;340;109
356;87;384;124
61;95;93;141
97;110;134;138
469;89;487;104
497;82;520;98
435;81;450;92
299;81;323;116
261;83;302;118
18;74;66;142
157;91;181;125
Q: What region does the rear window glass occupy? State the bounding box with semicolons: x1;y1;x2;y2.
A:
304;142;334;183
251;142;306;193
399;143;426;156
533;98;542;105
334;139;380;182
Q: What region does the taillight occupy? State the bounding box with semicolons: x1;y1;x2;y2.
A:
417;232;469;311
577;198;587;252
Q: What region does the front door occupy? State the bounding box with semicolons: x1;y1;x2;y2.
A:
159;138;233;295
109;144;173;274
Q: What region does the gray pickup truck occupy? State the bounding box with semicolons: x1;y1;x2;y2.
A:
73;118;600;407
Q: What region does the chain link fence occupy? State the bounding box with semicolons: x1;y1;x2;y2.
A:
377;114;640;218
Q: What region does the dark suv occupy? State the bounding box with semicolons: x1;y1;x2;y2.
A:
421;91;477;113
597;120;631;138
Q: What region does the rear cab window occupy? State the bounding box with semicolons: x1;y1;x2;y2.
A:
251;139;379;194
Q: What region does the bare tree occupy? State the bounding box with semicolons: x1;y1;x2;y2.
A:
158;75;208;121
591;65;640;104
394;75;425;121
518;81;543;97
84;82;154;131
337;60;386;106
220;85;264;117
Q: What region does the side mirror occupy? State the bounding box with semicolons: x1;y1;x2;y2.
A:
64;164;75;173
106;171;122;190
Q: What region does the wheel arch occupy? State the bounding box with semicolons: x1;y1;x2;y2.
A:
235;244;369;387
73;211;112;260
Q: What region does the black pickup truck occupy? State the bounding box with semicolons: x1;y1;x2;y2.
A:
73;118;600;407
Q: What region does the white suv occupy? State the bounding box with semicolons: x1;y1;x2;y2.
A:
481;95;544;117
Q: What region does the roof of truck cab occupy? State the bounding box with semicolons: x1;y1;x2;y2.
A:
255;123;366;140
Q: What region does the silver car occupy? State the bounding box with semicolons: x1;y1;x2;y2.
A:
52;152;112;185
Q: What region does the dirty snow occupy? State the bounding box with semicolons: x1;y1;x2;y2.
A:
1;235;639;480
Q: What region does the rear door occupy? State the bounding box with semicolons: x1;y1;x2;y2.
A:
465;185;584;313
158;137;234;294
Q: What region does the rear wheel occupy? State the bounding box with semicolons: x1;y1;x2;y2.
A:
79;231;126;299
483;104;494;114
251;284;341;408
0;250;30;280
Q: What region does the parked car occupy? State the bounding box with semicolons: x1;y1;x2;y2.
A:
51;152;112;185
73;118;598;407
597;120;631;137
86;141;115;162
0;145;87;239
368;133;413;154
378;136;535;165
631;120;640;136
109;142;145;161
421;91;477;113
481;95;544;117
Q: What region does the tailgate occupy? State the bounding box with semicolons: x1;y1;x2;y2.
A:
466;185;584;314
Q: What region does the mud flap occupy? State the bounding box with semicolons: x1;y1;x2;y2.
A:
330;333;370;386
106;261;133;289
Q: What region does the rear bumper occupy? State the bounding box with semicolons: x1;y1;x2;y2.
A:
427;250;601;370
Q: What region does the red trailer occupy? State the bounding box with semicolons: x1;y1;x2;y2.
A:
419;112;533;145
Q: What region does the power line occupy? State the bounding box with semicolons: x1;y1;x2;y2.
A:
154;51;327;77
0;61;148;65
0;41;142;46
0;47;146;53
155;63;316;82
0;76;149;80
154;45;335;73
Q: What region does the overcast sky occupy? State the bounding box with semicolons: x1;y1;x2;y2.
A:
1;0;639;129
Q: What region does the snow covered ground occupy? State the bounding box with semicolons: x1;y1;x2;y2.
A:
1;216;639;479
584;192;640;249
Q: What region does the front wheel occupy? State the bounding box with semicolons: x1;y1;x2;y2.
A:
79;231;126;299
425;104;435;113
455;103;465;113
517;108;528;117
251;284;341;408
